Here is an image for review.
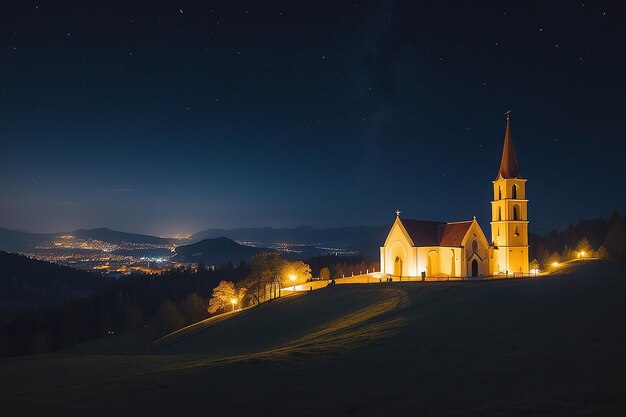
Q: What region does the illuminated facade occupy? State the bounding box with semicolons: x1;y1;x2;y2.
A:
380;113;529;278
489;112;529;275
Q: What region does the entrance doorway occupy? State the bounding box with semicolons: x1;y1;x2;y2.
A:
471;259;478;277
394;256;403;277
427;251;439;276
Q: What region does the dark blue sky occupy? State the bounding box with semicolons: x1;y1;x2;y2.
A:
1;1;625;236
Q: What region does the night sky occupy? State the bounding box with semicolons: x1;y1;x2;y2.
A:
1;1;625;236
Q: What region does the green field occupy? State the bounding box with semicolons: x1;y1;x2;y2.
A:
1;260;625;416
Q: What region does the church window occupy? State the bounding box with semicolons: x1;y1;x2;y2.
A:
498;207;502;221
514;226;520;237
498;186;502;200
497;226;500;236
512;184;518;199
513;204;520;220
472;240;478;252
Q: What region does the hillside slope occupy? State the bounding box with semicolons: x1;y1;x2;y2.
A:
1;260;625;417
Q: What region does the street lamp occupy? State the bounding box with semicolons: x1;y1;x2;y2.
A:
290;274;296;291
230;298;237;312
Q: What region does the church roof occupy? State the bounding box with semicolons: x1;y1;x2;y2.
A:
495;113;523;180
438;221;473;246
399;218;474;247
400;219;445;246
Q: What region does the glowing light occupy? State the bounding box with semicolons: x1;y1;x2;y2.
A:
552;262;559;267
530;268;539;275
290;274;296;291
230;298;237;312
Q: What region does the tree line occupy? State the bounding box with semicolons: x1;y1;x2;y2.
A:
207;252;312;314
529;210;626;271
0;262;249;357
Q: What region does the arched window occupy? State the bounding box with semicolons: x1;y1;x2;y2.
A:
512;184;518;199
513;205;520;220
472;240;478;252
498;207;502;221
498;186;502;200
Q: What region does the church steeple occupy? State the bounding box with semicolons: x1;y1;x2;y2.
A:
495;111;522;180
490;110;529;276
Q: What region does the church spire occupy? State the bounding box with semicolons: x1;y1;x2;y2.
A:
495;110;522;180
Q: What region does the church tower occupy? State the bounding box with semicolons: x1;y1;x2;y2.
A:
490;112;529;275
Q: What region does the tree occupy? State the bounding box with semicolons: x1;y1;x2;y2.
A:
529;259;540;273
266;252;287;300
319;267;330;281
331;263;344;279
575;238;592;258
181;293;208;324
595;245;608;259
605;214;626;260
208;281;245;314
544;252;562;271
282;260;312;288
245;252;272;304
562;244;574;261
154;300;185;337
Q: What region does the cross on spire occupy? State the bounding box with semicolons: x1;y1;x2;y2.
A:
505;109;511;120
396;209;401;217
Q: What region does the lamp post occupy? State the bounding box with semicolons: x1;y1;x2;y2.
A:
230;298;236;312
290;275;296;291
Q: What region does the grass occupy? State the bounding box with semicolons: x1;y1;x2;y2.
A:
1;260;625;416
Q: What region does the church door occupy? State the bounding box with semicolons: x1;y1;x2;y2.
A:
471;259;478;277
427;251;439;277
394;256;402;277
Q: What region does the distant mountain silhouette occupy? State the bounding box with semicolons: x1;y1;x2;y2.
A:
0;227;178;252
0;225;389;262
70;228;173;245
0;227;51;252
173;237;269;265
191;225;389;246
0;251;101;318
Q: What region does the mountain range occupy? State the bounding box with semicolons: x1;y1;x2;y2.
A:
191;225;388;246
1;225;388;249
0;227;179;252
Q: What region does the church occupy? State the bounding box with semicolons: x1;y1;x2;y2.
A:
379;113;529;278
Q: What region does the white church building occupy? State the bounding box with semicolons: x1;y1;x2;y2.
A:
379;113;529;278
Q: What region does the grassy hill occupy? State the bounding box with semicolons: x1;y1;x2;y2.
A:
1;260;625;416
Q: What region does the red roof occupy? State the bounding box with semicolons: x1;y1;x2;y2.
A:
438;221;473;246
399;219;473;247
